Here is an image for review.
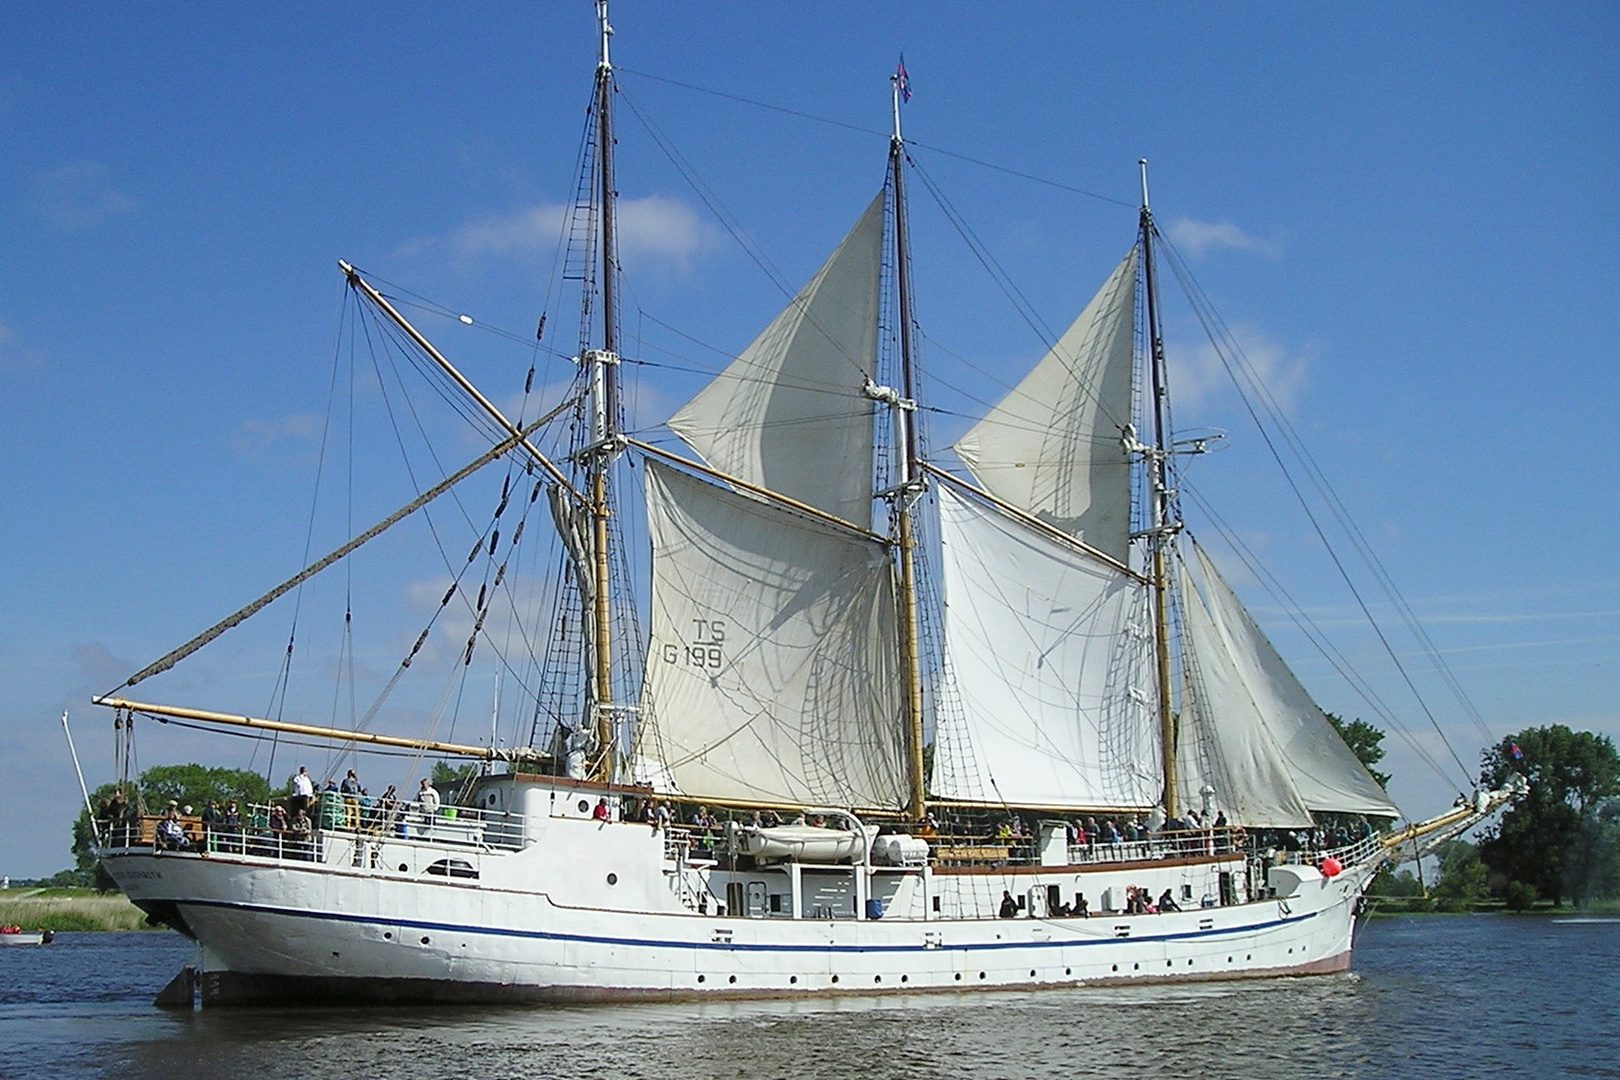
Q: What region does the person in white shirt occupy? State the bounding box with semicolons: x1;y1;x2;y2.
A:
417;778;440;816
291;766;315;815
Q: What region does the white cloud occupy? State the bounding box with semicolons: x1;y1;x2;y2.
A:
30;161;136;231
232;412;324;454
445;195;715;267
1167;322;1309;416
0;317;43;372
1165;217;1285;260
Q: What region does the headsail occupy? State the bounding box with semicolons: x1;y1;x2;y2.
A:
953;247;1138;561
1177;541;1400;825
931;481;1161;809
666;192;885;526
638;460;906;809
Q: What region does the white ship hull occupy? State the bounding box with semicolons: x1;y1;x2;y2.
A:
104;780;1368;1007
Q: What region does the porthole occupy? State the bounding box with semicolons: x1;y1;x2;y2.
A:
900;975;908;983
697;975;706;984
398;863;408;872
1166;960;1173;968
1111;964;1118;972
577;799;590;813
978;971;986;980
606;873;618;885
1029;969;1037;978
831;975;840;984
1133;963;1139;970
1227;956;1233;963
728;975;737;984
1246;954;1252;960
790;976;798;985
954;973;962;981
874;975;882;984
1065;967;1072;975
420;936;431;945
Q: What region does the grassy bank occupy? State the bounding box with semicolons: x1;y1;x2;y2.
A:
0;888;151;932
1366;896;1620;916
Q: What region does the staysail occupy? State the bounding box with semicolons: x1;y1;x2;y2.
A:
639;460;906;809
1176;541;1400;825
931;481;1161;809
666;192;885;526
952;248;1138;561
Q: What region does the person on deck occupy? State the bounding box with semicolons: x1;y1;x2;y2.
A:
999;890;1019;918
341;769;362;829
291;766;315;815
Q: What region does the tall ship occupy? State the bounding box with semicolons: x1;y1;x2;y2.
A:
91;3;1514;1006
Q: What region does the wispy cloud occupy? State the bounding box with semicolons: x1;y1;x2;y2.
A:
30;161;136;230
0;316;43;372
1167;322;1309;415
440;195;716;268
1166;217;1285;260
232;412;324;454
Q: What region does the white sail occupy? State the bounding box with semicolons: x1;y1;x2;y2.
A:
640;460;906;809
1177;542;1400;825
666;192;885;526
952;248;1138;561
932;482;1161;809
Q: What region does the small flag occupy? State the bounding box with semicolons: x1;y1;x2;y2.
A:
1509;741;1524;761
895;55;911;103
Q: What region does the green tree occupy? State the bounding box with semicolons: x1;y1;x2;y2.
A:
1563;798;1620;905
1431;838;1489;911
1325;713;1391;789
70;764;273;890
1478;726;1620;906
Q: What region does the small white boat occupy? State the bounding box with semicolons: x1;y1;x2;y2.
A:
732;822;866;864
0;928;54;945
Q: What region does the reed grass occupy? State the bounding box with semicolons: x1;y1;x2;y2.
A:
0;889;151;932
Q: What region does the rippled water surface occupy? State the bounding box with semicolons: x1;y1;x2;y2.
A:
2;915;1613;1080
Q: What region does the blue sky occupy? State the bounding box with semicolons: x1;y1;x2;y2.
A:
1;2;1615;879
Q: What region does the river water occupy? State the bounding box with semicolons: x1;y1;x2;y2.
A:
1;915;1612;1080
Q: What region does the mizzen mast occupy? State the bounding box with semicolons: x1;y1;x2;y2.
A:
582;0;624;781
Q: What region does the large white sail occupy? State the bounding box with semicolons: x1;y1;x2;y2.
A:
666;192;885;526
639;460;906;809
952;247;1138;561
1177;542;1400;825
932;482;1161;809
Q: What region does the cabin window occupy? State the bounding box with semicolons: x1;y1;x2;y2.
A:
425;858;478;879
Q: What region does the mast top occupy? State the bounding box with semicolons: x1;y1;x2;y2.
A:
890;56;910;146
597;0;613;73
1138;158;1151;217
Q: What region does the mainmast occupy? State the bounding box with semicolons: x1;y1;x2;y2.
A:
583;0;622;780
1139;159;1179;817
884;62;927;820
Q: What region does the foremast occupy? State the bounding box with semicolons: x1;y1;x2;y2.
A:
1137;160;1180;819
882;66;927;821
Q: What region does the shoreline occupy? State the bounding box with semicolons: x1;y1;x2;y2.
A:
0;888;153;932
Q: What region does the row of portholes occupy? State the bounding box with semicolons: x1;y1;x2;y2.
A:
1103;952;1257;974
689;955;1283;986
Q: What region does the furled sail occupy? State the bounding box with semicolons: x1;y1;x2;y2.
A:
1176;541;1401;825
952;247;1138;561
665;192;885;526
639;460;906;809
931;481;1161;809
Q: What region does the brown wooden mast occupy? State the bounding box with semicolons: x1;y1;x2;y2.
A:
887;70;927;821
1139;160;1180;818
